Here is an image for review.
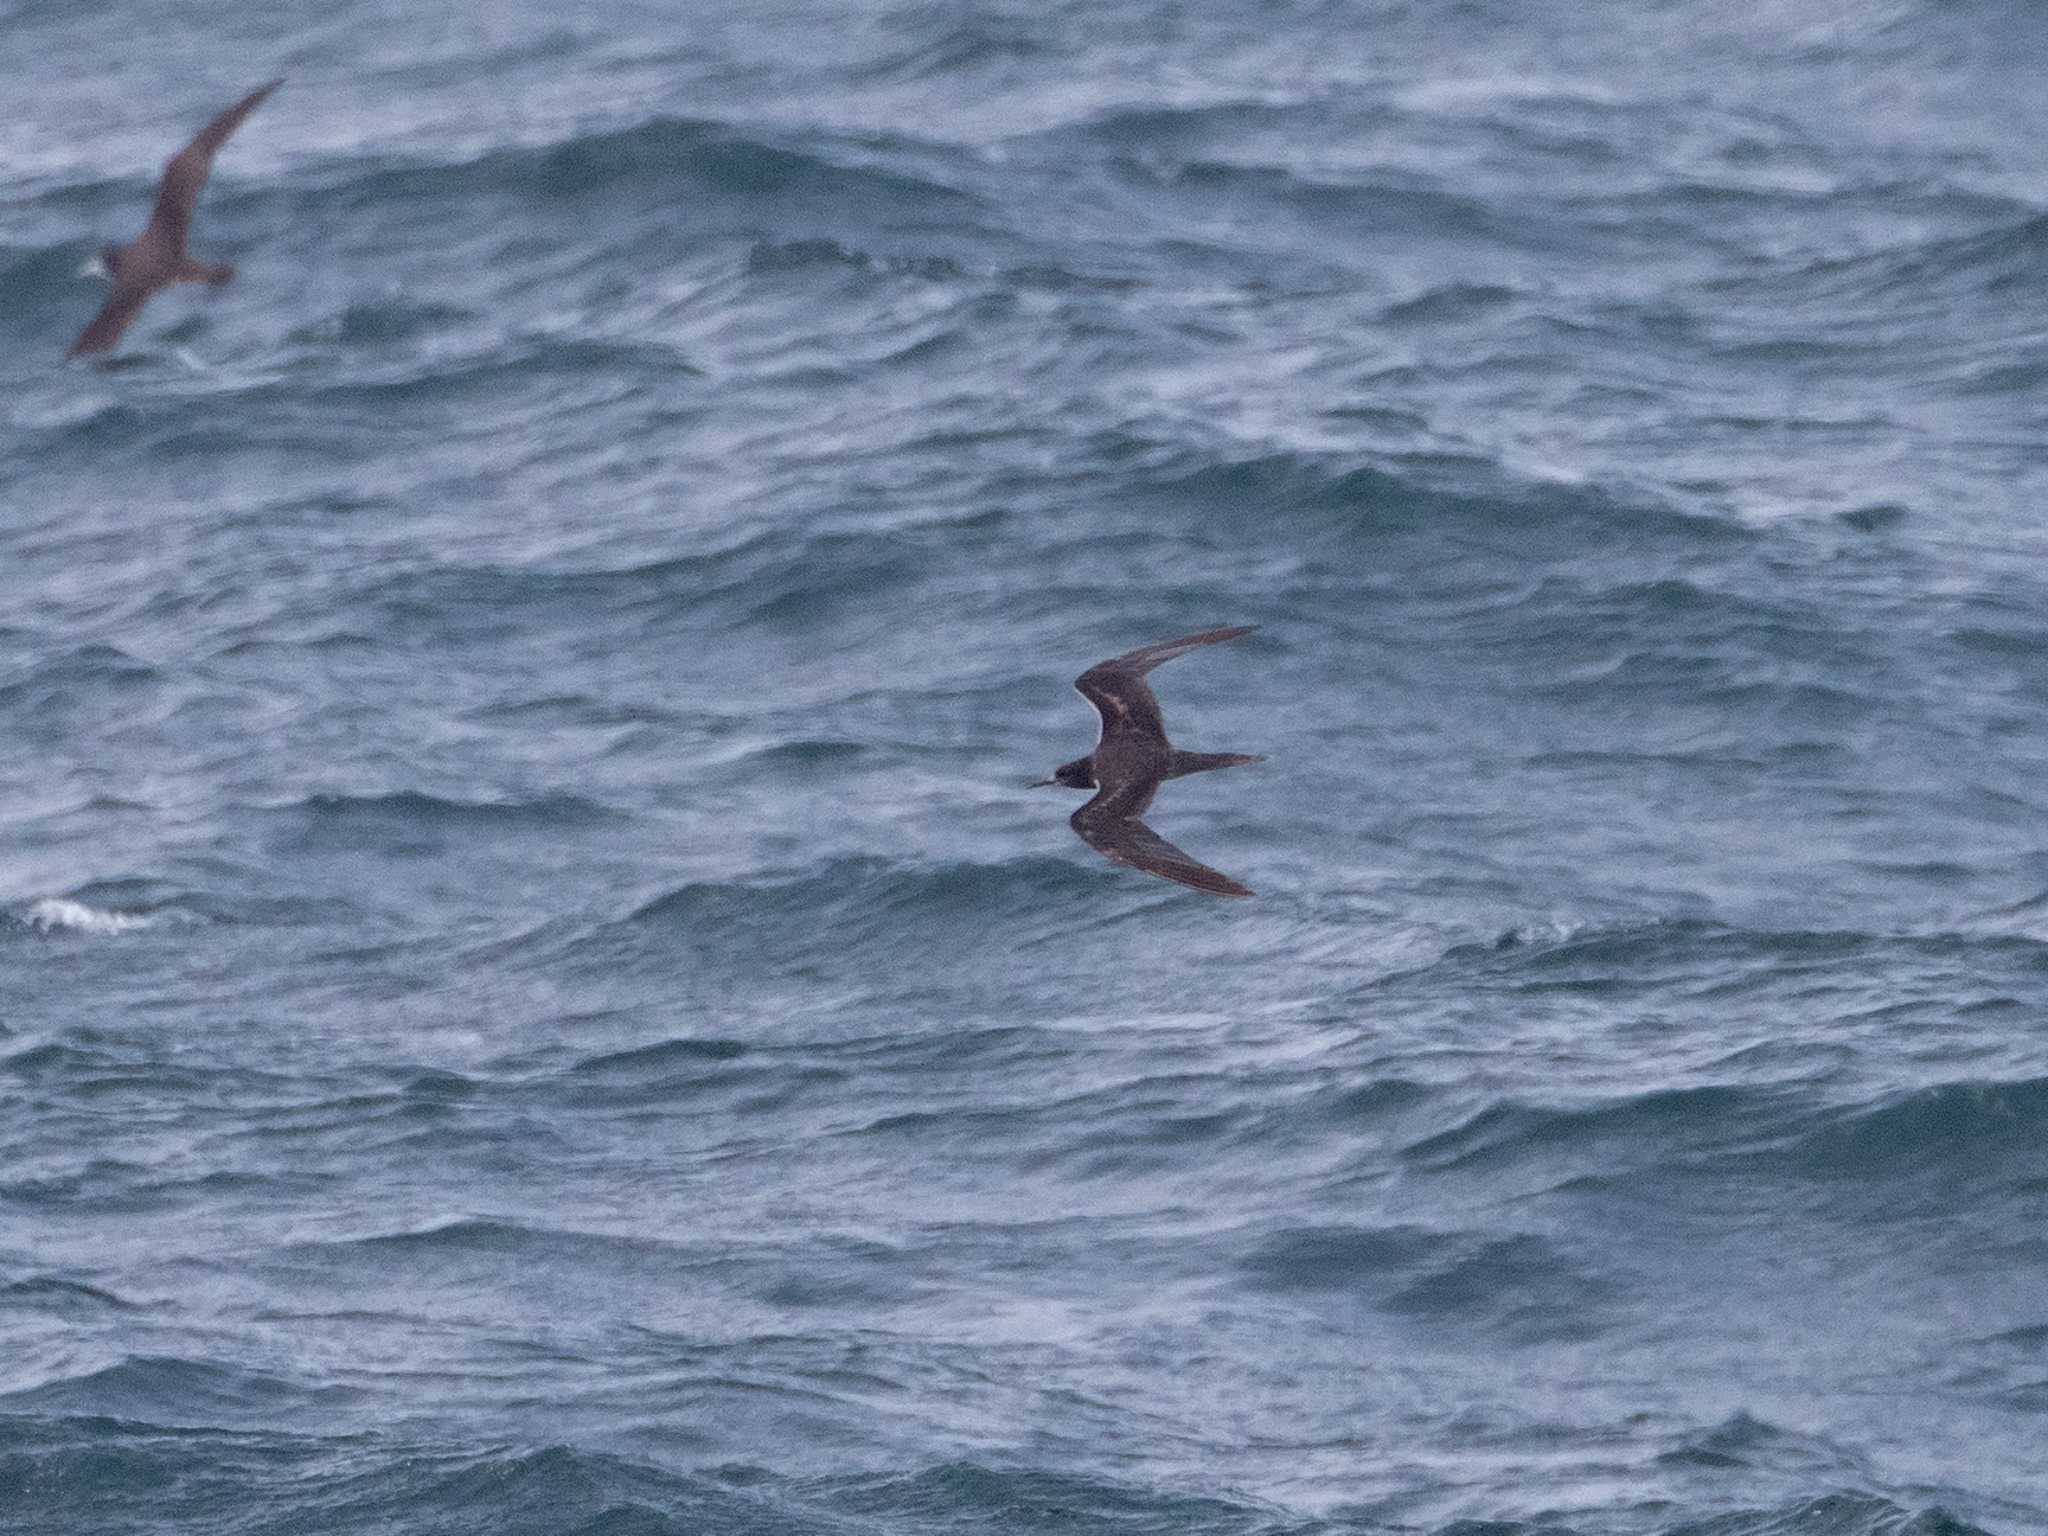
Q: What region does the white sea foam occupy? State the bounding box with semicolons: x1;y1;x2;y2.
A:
23;899;156;936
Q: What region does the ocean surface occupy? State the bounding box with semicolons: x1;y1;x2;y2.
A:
5;2;2048;1531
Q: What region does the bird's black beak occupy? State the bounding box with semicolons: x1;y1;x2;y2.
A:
1028;776;1058;788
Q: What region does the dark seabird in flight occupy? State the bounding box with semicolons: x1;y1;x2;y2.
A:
1033;625;1263;898
69;78;283;359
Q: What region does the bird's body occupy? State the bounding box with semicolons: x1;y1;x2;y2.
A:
69;78;283;359
1035;626;1262;898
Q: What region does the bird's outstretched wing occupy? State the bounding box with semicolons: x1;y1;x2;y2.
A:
1073;625;1256;743
1071;802;1253;898
142;78;283;255
68;279;154;358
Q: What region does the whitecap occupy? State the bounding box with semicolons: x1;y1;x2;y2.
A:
23;899;156;936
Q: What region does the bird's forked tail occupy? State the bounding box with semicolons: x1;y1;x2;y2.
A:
1164;750;1264;779
176;259;236;286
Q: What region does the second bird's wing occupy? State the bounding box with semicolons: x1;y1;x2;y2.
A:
68;279;155;357
143;78;283;255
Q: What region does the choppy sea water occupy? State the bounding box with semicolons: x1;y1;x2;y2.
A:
5;2;2048;1532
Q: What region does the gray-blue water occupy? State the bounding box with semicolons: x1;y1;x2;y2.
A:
5;3;2047;1532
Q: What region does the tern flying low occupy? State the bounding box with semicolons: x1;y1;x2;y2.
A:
1032;625;1263;898
69;78;283;359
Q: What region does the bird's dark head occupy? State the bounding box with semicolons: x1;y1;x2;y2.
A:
1030;756;1097;791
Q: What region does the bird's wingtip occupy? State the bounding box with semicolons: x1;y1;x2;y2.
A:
233;78;287;111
